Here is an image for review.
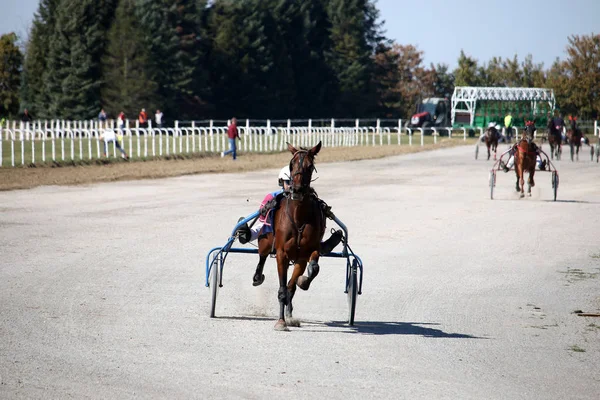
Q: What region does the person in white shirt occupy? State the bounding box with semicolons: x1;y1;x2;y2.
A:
99;129;128;159
155;109;163;128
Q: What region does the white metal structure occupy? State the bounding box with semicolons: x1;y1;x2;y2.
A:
451;87;555;127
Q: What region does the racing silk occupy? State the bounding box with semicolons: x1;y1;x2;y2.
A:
504;114;513;128
259;190;283;223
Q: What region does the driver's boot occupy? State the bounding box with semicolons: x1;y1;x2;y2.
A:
320;230;344;255
235;217;251;244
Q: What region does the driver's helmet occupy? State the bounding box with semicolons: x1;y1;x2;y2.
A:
278;165;291;187
488;122;495;128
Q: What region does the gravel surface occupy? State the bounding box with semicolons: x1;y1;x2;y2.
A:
1;144;599;399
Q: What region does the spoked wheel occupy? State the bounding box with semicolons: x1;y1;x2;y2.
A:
209;258;221;318
591;146;595;162
551;171;559;202
475;144;479;160
346;259;358;326
489;170;496;200
596;145;599;163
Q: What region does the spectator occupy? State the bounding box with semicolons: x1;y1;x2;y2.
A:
138;108;148;128
99;128;129;160
155;109;163;128
221;117;240;160
21;109;33;123
504;112;513;140
98;108;107;122
118;111;126;133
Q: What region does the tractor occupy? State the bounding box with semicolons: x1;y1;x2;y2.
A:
407;97;452;133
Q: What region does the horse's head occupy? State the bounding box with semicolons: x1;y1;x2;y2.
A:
523;120;537;142
286;141;322;201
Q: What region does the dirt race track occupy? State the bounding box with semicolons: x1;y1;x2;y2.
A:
1;144;599;399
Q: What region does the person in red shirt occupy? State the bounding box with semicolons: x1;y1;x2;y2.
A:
221;117;240;160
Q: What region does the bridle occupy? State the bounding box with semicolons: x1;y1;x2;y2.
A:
287;149;316;202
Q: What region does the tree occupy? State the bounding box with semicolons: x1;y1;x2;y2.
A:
101;0;158;118
430;63;455;98
0;33;23;118
563;34;600;118
21;0;59;118
372;43;401;117
454;50;480;87
326;0;382;116
390;44;432;118
137;0;209;119
45;0;117;119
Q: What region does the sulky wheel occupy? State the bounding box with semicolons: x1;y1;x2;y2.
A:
346;259;358;326
475;144;479;160
591;146;595;162
489;170;496;200
551;171;559;202
209;258;221;318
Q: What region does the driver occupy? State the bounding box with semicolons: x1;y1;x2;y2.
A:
499;122;547;172
236;166;343;255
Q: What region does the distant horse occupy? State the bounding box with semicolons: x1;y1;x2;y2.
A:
566;120;583;161
484;125;500;160
546;120;562;160
266;141;326;331
514;121;538;198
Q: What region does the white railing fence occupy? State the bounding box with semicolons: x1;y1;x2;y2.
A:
0;118;474;167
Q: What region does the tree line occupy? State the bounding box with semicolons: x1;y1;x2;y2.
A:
0;0;598;121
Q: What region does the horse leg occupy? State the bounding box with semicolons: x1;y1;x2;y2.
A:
253;234;273;286
550;144;554;160
487;144;491;160
296;250;321;291
274;252;290;331
516;168;525;198
570;143;574;161
527;171;534;197
576;145;580;161
284;260;307;327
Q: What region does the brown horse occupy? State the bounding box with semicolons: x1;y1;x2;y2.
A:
484;125;500;160
263;142;326;331
514;121;538;198
566;121;583;161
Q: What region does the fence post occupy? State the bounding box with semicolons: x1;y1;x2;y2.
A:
398;119;402;146
246;119;250;152
267;119;272;151
209;119;214;153
595;120;598;136
191;121;196;153
284;119;290;151
377;118;381;145
145;120;150;157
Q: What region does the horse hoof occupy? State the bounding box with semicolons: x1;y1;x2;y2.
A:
274;319;289;331
297;276;311;291
287;318;301;327
519;193;525;198
252;274;265;287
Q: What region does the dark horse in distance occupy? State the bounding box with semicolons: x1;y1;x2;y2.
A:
484;124;500;160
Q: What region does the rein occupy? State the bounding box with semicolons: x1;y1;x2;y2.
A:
285;148;317;255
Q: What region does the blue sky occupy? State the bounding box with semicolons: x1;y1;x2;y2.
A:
2;0;598;70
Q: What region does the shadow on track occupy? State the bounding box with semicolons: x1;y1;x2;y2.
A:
323;320;486;338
